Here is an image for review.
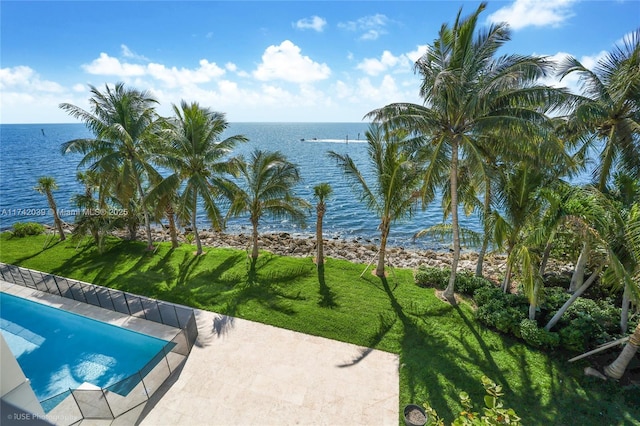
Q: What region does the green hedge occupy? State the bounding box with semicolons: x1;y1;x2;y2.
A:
11;222;45;237
414;266;633;353
414;266;493;296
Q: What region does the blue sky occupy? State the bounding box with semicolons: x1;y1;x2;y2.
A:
1;0;638;123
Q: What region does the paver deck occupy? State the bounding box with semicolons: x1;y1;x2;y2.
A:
139;309;400;425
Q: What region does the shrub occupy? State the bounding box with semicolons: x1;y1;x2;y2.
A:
504;292;529;307
11;222;45;237
476;299;527;337
473;285;504;307
520;319;560;349
414;266;450;290
422;376;521;426
539;286;570;312
495;308;528;337
414;266;494;297
456;272;493;296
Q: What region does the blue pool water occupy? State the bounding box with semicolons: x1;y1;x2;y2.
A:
0;292;172;411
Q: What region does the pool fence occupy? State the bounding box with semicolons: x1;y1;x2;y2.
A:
0;262;199;425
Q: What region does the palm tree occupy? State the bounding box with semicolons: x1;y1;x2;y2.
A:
34;176;65;241
367;2;566;303
228;150;310;260
70;170;126;253
329;125;422;277
59;82;161;250
313;182;333;268
149;101;247;256
558;30;640;291
543;187;626;331
558;29;640;191
604;201;640;380
605;323;640;380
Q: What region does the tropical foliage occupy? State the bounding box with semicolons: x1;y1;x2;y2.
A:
227;149;310;260
34;176;65;241
367;2;567;303
60;82;161;250
148;101;247;255
329;124;422;276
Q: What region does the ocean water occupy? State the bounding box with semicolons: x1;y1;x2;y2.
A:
0;123;480;250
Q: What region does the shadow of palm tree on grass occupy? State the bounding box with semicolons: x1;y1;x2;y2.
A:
317;263;338;308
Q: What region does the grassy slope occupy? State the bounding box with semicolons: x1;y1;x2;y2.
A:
1;233;638;425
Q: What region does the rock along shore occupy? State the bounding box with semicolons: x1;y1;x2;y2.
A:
141;227;571;283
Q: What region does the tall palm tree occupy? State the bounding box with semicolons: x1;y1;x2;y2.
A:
558;29;640;191
313;182;333;268
60;82;161;250
558;30;640;291
367;2;566;303
149;101;247;256
329;125;422;277
228;150;310;260
34;176;65;241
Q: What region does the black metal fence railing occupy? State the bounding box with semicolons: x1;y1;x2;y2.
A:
0;263;199;425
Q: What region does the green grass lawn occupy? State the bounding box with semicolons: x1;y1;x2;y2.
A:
1;233;639;425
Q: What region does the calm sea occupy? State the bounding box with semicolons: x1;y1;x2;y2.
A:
0;123;481;249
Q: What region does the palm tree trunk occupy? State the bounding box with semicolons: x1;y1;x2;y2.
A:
501;259;513;293
621;284;630;334
167;208;179;249
46;192;65;241
192;192;202;255
604;323;640;380
376;219;390;277
570;240;589;292
251;217;259;259
539;241;553;276
135;175;154;250
544;265;603;331
476;233;489;277
316;203;325;267
476;180;491;277
443;139;460;304
528;279;541;320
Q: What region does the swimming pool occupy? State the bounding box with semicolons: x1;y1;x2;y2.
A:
0;292;172;412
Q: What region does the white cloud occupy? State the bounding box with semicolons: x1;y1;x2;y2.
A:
253;40;331;83
357;51;406;76
357;75;400;102
147;59;225;88
0;66;85;123
356;46;428;76
339;14;390;41
0;66;64;93
487;0;577;30
120;44;148;61
82;53;146;76
294;16;327;32
82;54;225;88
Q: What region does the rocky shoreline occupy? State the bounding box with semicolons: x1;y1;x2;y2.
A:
138;227;572;283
